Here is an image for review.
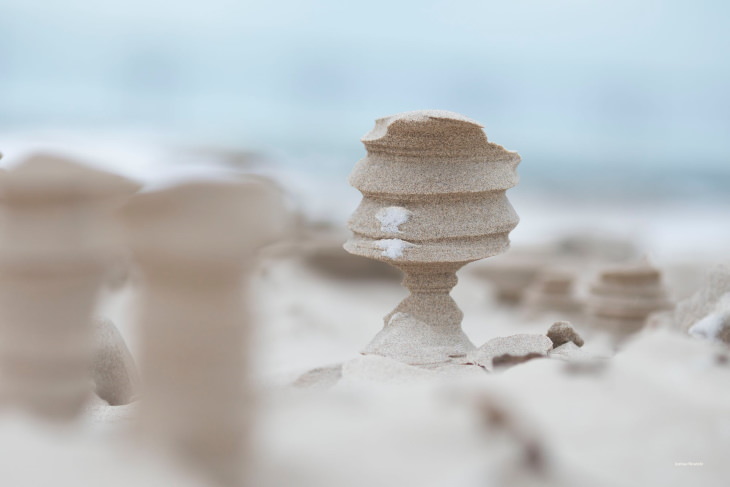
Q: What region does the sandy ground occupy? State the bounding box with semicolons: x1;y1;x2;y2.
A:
87;247;729;487
1;136;728;486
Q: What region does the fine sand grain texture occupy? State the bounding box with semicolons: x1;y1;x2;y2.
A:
466;334;553;370
91;318;140;406
546;321;584;348
345;110;520;365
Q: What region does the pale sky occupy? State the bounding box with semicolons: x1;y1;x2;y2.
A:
1;0;728;180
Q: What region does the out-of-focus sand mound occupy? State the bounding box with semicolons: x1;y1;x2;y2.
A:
241;249;730;487
248;330;729;487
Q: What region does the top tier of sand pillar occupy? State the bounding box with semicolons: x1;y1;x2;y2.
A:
346;110;520;265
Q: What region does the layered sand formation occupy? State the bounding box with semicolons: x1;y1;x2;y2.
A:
0;151;289;486
0;154;139;421
523;270;581;319
586;261;672;340
121;179;285;487
345;110;520;365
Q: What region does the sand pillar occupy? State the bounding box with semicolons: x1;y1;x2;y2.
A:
523;270;581;319
0;154;138;420
387;263;463;331
345;110;521;365
122;179;284;487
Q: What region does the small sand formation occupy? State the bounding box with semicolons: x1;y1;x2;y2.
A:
470;253;546;304
586;260;672;340
546;321;584;348
345;110;520;365
91;318;139;406
523;270;581;318
470;233;640;307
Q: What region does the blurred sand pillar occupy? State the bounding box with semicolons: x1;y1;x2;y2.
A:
523;271;581;320
586;261;672;342
0;154;139;421
122;180;284;487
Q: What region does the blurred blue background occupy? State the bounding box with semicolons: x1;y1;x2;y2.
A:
1;0;729;200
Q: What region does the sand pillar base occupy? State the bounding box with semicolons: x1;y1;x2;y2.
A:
136;267;248;487
363;263;475;365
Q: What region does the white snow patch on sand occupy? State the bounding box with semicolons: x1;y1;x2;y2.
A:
375;239;415;259
376;206;412;233
688;293;730;342
689;313;729;341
